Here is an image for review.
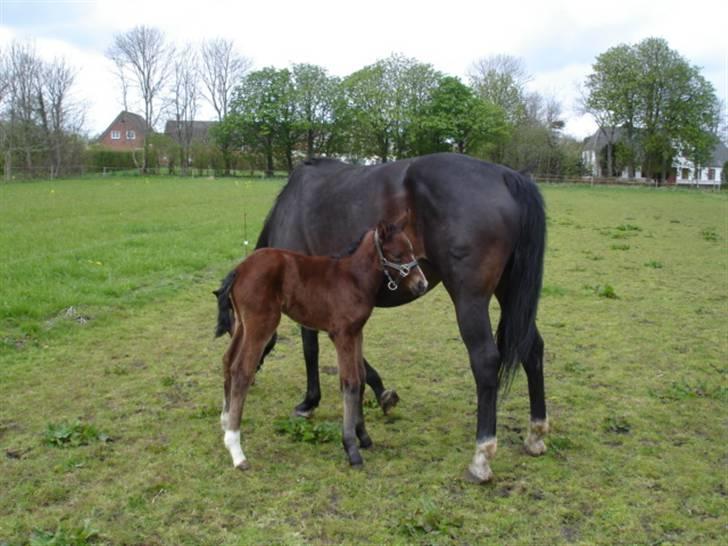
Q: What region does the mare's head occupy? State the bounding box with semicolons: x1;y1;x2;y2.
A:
374;212;428;297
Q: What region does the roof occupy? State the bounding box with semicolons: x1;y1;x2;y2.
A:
164;120;218;144
584;127;728;167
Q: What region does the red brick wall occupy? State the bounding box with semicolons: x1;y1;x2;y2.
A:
99;118;146;150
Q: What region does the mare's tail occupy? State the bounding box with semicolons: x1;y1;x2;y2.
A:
496;171;546;391
213;270;237;338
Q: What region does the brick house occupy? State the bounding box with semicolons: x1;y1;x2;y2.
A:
98;111;149;150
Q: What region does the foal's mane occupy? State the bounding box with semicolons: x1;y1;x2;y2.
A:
331;223;402;259
332;230;368;259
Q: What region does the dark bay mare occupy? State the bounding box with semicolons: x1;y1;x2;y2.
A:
214;216;427;469
254;153;548;483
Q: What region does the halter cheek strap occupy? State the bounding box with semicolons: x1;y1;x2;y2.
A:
374;229;419;291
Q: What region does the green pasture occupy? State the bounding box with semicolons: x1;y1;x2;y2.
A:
0;176;726;545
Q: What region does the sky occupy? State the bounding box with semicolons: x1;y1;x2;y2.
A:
0;0;726;140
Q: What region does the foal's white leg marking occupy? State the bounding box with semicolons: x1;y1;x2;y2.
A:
224;429;249;469
467;437;497;483
524;417;549;456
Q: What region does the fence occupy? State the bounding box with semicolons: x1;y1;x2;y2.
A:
1;164;289;181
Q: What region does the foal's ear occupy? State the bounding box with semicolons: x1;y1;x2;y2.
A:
376;219;392;241
393;209;411;231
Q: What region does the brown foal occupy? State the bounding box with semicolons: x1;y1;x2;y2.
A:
214;215;428;470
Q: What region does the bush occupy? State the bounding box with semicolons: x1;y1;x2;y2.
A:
85;145;138;173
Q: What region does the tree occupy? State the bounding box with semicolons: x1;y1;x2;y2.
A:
0;41;86;178
200;38;251;175
418;76;508;156
170;45;200;175
291;63;341;159
341;54;440;162
468;54;531;125
200;38;251;121
583;38;720;182
228;67;298;176
106;26;174;172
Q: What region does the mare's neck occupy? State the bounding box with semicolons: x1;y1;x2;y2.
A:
344;231;383;297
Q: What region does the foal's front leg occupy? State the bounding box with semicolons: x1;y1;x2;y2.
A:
334;332;368;466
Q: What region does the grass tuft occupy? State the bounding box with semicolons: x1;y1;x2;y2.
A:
273;416;340;444
42;420;110;448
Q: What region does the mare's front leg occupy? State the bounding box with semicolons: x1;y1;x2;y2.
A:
333;332;368;466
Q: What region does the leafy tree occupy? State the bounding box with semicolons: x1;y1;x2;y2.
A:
228;67;298;176
417;76;508;156
341;54;440;162
584;38;719;182
291;64;341;159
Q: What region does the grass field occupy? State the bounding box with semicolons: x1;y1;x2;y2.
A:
0;176;726;545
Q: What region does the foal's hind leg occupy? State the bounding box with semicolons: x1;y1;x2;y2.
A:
224;316;278;470
522;328;549;455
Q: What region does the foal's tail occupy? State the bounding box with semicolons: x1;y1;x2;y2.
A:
497;171;546;390
214;270;237;338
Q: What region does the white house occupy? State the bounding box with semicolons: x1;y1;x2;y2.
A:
582;128;727;186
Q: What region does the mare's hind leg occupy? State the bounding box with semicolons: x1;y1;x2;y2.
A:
294;327;321;417
522;328;549;455
364;358;399;415
452;294;500;484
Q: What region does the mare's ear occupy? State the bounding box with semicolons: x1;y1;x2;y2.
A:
393;209;411;231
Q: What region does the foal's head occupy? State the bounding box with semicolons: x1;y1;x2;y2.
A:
375;214;428;297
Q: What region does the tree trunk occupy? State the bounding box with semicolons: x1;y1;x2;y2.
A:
307;129;314;160
265;135;274;177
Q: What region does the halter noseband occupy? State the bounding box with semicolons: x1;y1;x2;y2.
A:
374;228;419;291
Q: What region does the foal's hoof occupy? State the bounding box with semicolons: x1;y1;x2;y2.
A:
235;459;251;471
464;465;493;484
379;389;400;415
359;435;373;449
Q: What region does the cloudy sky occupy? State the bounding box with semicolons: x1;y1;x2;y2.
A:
1;0;725;139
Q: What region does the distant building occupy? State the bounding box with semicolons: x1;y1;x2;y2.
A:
163;120;217;146
98;111;149;150
582;128;727;185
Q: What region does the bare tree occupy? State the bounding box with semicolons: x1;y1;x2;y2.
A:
468;54;531;124
4;41;43;172
170;45;200;175
36;58;84;177
106;26;174;171
200;38;251;121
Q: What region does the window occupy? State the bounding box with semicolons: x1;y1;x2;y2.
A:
707;168;715;181
126;130;136;140
110;130;121;140
681;168;690;180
